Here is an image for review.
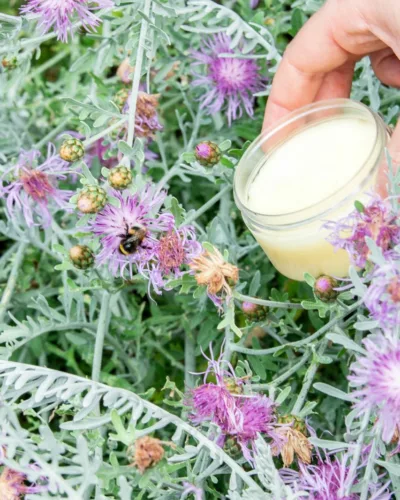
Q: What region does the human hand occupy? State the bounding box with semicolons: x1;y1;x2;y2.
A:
263;0;400;161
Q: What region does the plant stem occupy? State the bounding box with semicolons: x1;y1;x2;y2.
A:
184;329;196;389
230;300;362;356
223;324;234;363
344;409;371;496
91;291;112;382
359;436;376;500
126;0;153;148
234;291;303;310
83;118;127;148
291;338;329;415
251;350;311;390
27;49;70;81
34;118;71;150
182;185;231;226
0;242;27;324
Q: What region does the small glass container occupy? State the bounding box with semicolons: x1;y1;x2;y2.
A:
234;98;390;281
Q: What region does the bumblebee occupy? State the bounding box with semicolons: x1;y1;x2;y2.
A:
119;224;147;255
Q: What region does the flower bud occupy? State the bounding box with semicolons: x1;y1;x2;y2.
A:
242;301;267;321
113;87;130;111
2;57;17;70
59;138;85;163
108;165;132;190
77;185;107;214
69;245;95;270
314;275;339;302
194;141;221;167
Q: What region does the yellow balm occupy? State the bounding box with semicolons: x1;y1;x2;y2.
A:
234;99;389;281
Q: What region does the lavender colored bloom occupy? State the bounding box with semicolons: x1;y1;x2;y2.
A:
187;345;276;463
349;333;400;442
0;144;71;228
0;466;47;498
325;197;400;268
191;33;264;125
364;261;400;327
250;0;260;7
89;186;200;291
20;0;114;43
287;453;391;500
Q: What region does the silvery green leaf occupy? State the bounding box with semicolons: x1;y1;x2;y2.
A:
325;333;367;355
313;383;354;402
309;437;350;450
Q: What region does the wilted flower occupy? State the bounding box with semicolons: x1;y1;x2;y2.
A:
189;245;239;308
364;261;400;327
272;416;312;467
187;345;277;463
326;197;400;268
123;92;163;138
348;333;400;442
191;33;264;125
0;144;71;227
20;0;114;43
130;436;165;473
0;466;47;498
287;453;391;500
89;186;199;291
117;58;134;84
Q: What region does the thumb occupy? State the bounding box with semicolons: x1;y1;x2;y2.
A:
376;120;400;198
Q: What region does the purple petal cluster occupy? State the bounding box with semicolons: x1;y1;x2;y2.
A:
191;33;264;125
349;333;400;442
286;453;391;500
325;197;400;268
89;186;200;290
364;261;400;327
0;144;71;228
187;346;276;463
0;466;47;497
21;0;114;43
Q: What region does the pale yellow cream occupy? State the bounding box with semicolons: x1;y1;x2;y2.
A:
245;117;377;280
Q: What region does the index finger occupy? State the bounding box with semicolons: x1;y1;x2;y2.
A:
262;2;353;131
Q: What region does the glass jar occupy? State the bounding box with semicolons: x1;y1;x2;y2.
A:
233;98;390;281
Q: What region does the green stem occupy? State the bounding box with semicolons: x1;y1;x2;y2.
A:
344;409;371;496
234;291;303;310
359;436;376;500
91;291;112;382
251;350;311;390
230;300;362;356
0;242;27;324
83;118;127;148
182;185;232;226
291;338;329;415
126;0;153;149
34;118;71;150
146;339;184;372
184;330;196;389
27;49;70;81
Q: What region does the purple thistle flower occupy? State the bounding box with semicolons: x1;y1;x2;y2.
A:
191;33;264;126
364;261;400;327
187;344;277;463
286;453;391;500
20;0;114;43
325;197;400;268
89;186;199;291
348;333;400;442
0;144;72;228
0;466;47;497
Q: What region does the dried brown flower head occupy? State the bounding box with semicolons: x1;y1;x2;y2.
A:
189;246;239;304
130;436;165;473
272;426;312;467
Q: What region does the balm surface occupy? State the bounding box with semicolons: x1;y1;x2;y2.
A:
246;117;376;214
244;116;377;280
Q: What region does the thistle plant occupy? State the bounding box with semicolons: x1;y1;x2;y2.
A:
1;0;400;498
